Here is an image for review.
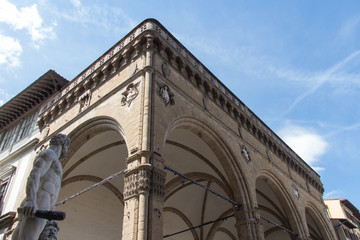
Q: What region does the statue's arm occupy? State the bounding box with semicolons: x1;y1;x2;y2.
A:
20;154;53;217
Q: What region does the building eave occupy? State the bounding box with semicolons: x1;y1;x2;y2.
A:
0;70;68;131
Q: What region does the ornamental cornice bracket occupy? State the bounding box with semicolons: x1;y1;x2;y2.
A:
133;39;143;56
84;78;93;90
37;118;45;130
145;34;155;49
50;105;60;118
111;56;122;72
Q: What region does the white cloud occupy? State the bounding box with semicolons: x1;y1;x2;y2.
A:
273;50;360;118
278;123;328;171
54;2;136;32
0;0;55;45
337;15;360;42
324;190;343;199
0;88;11;106
0;34;22;67
177;32;360;100
70;0;81;8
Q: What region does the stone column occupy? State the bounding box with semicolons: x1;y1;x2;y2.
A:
121;33;164;240
235;208;265;240
121;154;166;240
122;163;151;240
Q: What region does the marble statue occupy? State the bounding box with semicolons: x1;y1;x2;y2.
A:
12;134;70;240
38;221;59;240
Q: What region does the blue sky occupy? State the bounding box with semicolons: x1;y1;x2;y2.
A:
1;0;360;207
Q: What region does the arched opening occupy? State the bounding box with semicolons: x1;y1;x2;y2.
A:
56;117;128;239
256;177;298;240
305;205;330;240
162;124;241;240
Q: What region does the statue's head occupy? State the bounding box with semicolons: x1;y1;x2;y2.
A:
49;134;70;160
39;220;59;240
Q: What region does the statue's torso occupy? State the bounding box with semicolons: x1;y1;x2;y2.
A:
37;151;63;207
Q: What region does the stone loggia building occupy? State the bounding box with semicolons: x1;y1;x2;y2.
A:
3;19;336;239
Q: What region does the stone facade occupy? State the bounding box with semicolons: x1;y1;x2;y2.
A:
2;19;337;239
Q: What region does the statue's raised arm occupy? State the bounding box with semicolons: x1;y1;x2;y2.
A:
11;134;70;240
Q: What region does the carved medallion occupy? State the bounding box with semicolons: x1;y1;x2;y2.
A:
241;146;251;162
293;185;300;199
121;82;140;107
78;90;92;113
157;83;175;106
162;62;171;78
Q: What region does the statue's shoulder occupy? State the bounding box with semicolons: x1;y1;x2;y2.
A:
35;149;57;164
37;148;56;156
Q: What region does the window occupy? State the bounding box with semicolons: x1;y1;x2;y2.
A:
0;126;18;151
0;112;37;152
0;180;9;214
0;166;16;215
15;112;37;142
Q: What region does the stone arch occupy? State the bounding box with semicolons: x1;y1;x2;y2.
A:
305;202;334;240
64;116;126;167
163;116;251;202
56;116;128;240
162;116;252;239
256;170;305;239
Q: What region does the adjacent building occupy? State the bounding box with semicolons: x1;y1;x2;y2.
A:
0;70;68;238
1;19;337;239
325;199;360;240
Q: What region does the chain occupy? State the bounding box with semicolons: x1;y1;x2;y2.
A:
55;168;126;206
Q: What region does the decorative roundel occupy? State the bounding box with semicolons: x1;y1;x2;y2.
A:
162;62;171;78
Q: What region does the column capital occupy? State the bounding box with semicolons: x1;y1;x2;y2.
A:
124;165;152;199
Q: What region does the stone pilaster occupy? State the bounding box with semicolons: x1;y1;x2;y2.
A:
235;208;265;240
122;153;166;240
122;164;152;240
148;157;166;240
